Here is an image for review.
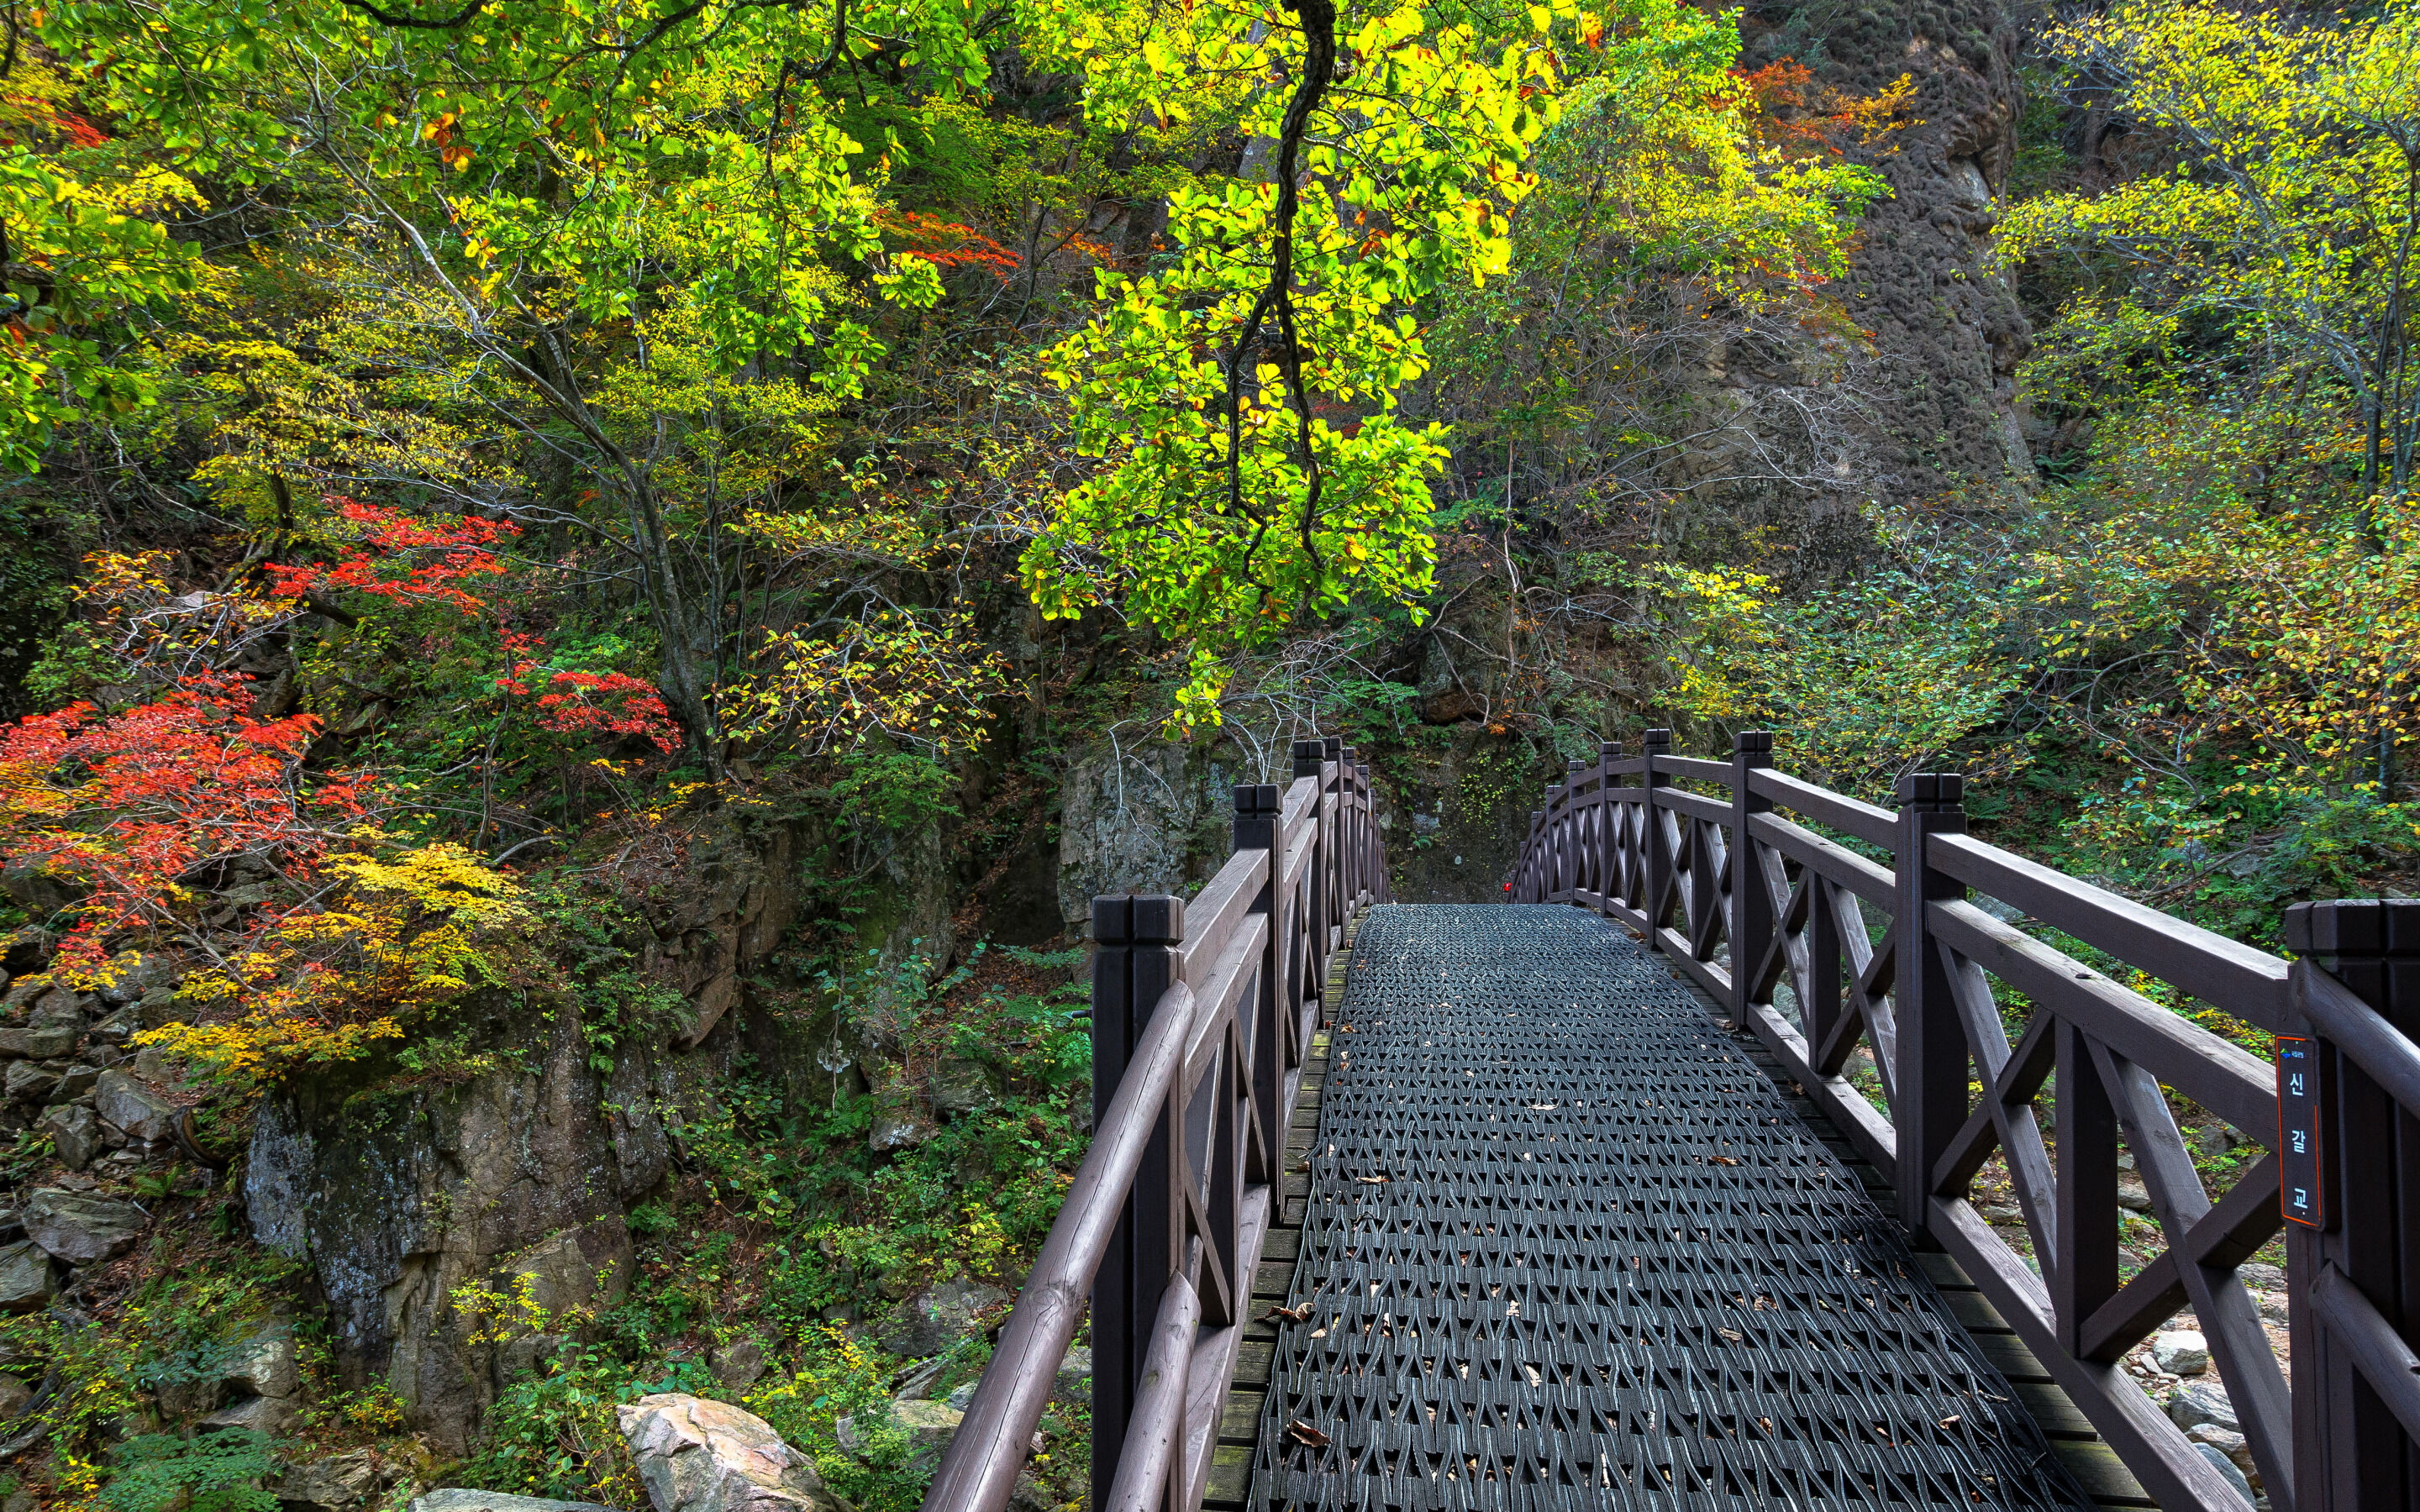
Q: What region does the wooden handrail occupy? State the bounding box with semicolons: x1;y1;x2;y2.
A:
923;733;1388;1512
1510;727;2420;1512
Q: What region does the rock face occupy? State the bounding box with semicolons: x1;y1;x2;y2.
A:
616;1393;847;1512
239;818;850;1452
24;1188;145;1263
0;1242;55;1312
881;1278;1008;1360
410;1494;617;1512
1055;736;1260;941
276;1450;385;1511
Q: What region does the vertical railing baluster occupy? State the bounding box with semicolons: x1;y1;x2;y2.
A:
1641;727;1672;952
1089;894;1185;1512
2054;1021;2120;1358
1892;772;1965;1237
1236;783;1282;1187
1730;731;1774;1034
1292;740;1328;1022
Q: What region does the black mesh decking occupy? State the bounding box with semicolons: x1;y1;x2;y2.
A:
1249;905;2091;1512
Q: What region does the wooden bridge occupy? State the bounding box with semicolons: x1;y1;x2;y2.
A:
926;732;2420;1512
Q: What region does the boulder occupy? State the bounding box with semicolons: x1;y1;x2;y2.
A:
225;1321;300;1399
276;1448;384;1511
881;1279;1007;1359
2196;1442;2253;1501
2170;1380;2239;1434
0;1022;79;1060
868;1114;929;1153
87;1008;139;1049
37;1106;98;1172
200;1394;298;1435
0;1374;29;1419
135;988;182;1030
2116;1176;2152;1213
614;1392;847;1512
96;1070;181;1143
410;1494;617;1512
3;1063;57;1104
24;1188;145;1263
2152;1330;2210;1376
929;1058;997;1119
50;1063;99;1102
0;928;52;976
709;1339;766;1391
1051;1344;1092;1408
836;1398;964;1473
2187;1423;2260;1487
97;952;176;1009
0;1242;56;1313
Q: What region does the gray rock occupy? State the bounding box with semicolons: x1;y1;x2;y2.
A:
944;1380;978;1412
95;1069;180;1142
225;1321;299;1399
0;1023;79;1060
1052;1344;1092;1407
50;1063;99;1102
868;1114;929;1153
135;987;182;1030
2170;1379;2240;1433
25;1188;146;1263
0;1241;55;1312
2188;1424;2260;1487
836;1398;964;1464
2197;1442;2254;1501
276;1448;383;1511
2153;1330;2210;1376
2240;1261;2286;1289
86;1008;139;1050
929;1058;998;1119
2117;1176;2152;1213
38;1105;98;1171
887;1399;963;1465
3;1063;57;1104
0;1373;27;1420
882;1278;1008;1358
709;1339;765;1391
200;1394;297;1434
615;1392;847;1512
97;952;176;1009
1;927;53;976
410;1494;618;1512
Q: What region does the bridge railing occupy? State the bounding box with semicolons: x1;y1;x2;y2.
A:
925;736;1390;1512
1513;728;2420;1512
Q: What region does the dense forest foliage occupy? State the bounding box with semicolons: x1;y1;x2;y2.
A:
0;0;2412;1503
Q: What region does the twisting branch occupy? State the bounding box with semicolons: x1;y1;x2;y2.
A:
1222;0;1338;595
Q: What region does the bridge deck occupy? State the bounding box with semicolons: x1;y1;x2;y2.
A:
1240;905;2095;1511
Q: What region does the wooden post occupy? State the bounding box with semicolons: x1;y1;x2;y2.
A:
2286;899;2420;1512
1641;728;1672;952
1089;893;1184;1512
1892;773;1965;1236
1729;731;1774;1033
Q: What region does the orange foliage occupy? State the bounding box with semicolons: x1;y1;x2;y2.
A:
262;497;518;617
0;680;376;977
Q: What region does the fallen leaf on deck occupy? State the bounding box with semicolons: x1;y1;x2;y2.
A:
1286;1420;1332;1448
